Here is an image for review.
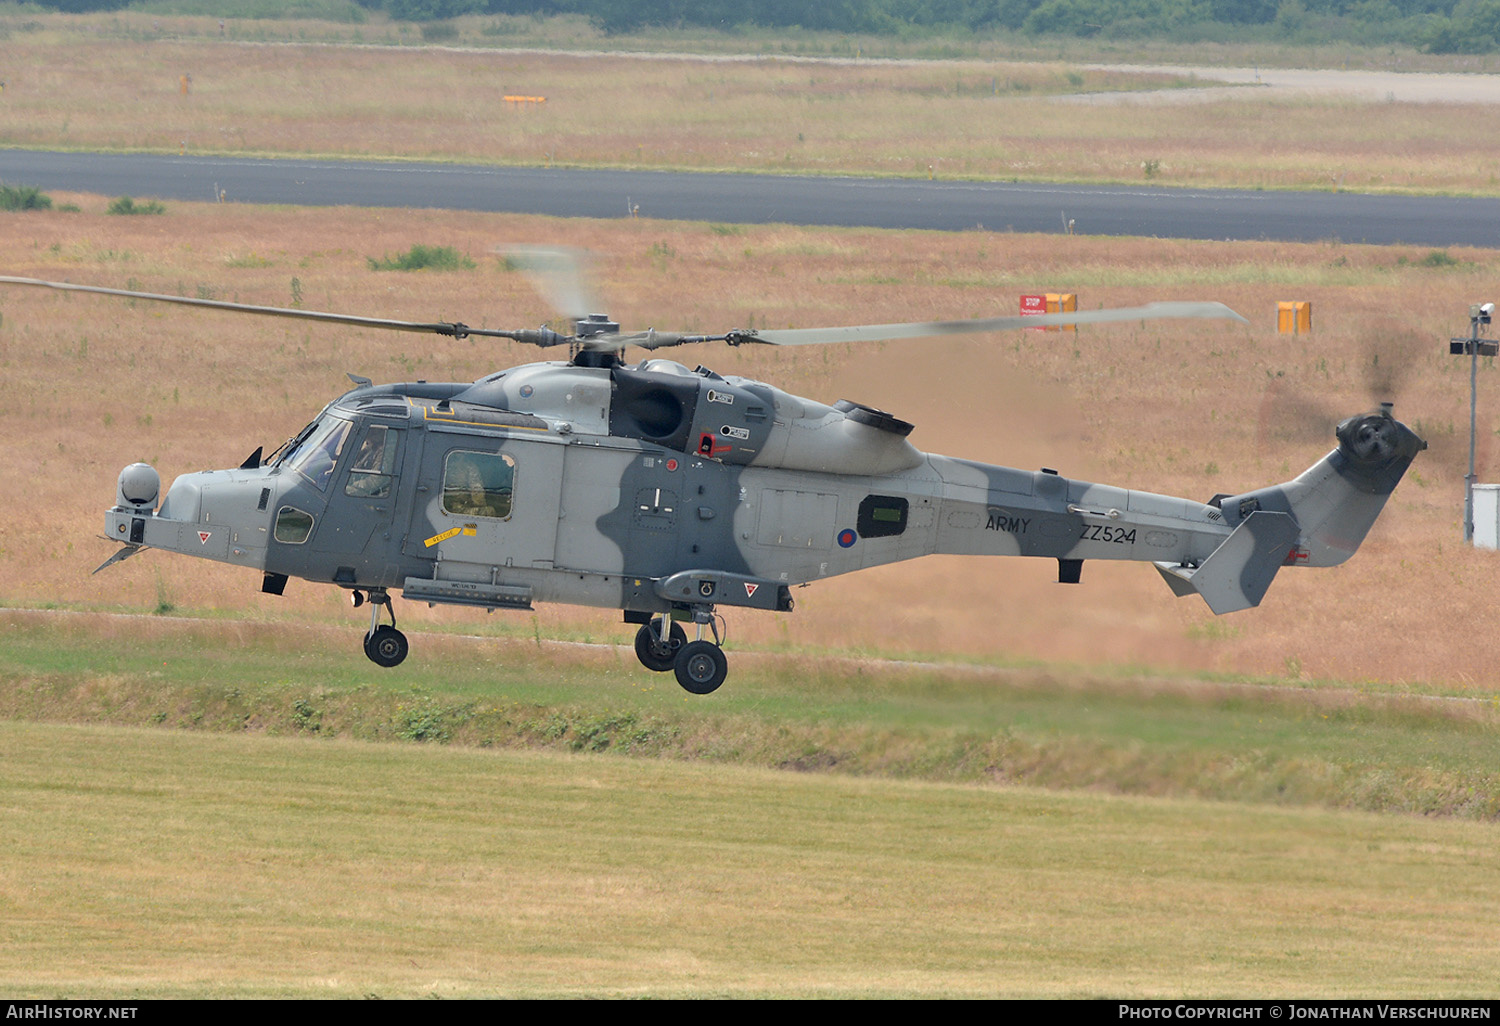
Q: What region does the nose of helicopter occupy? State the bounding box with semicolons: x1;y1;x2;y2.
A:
104;463;275;569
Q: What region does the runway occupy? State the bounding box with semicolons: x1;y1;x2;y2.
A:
2;148;1497;247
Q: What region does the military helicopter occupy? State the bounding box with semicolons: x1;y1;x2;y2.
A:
1;265;1425;695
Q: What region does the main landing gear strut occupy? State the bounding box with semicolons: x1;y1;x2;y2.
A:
354;588;408;668
633;607;728;695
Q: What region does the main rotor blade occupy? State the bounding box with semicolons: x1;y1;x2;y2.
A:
0;275;568;345
733;301;1249;347
1;275;1247;354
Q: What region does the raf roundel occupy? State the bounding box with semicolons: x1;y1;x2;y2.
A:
837;528;858;548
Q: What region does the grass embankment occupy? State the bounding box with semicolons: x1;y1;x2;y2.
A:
4;610;1497;821
3;714;1499;998
3;13;1500;193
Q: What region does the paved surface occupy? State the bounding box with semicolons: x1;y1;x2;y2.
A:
3;148;1498;248
1077;64;1500;104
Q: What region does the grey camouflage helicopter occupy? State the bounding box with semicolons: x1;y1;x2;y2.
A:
1;266;1425;695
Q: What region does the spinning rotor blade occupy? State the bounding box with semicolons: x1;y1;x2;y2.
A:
0;275;1247;356
569;301;1249;353
0;275;574;347
1255;325;1465;472
727;301;1249;347
497;245;602;323
1259;326;1428;445
1358;326;1470;473
1259;378;1342;446
1362;326;1426;408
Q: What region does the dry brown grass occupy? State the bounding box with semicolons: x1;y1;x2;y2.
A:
4;17;1500;193
0;199;1495;692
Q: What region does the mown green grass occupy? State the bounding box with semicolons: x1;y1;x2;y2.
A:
2;717;1498;997
3;610;1496;820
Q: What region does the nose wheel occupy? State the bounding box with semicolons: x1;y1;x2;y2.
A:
357;588;408;668
365;625;409;668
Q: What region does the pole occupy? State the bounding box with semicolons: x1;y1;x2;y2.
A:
1450;304;1492;545
1467;314;1478;542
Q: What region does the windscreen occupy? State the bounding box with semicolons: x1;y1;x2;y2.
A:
285;416;352;492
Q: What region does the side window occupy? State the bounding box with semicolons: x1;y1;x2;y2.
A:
344;425;400;499
857;494;909;538
442;451;515;521
274;506;314;544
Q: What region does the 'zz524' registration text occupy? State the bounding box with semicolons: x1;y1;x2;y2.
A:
1081;524;1136;545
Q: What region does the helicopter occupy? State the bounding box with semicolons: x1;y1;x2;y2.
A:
1;266;1425;695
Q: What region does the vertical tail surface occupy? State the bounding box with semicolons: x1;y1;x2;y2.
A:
1155;405;1425;613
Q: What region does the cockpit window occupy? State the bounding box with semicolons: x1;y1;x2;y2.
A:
287;417;352;492
345;425;399;499
442;450;515;520
272;419;320;468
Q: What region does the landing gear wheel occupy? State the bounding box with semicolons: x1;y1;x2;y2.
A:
634;619;687;673
364;625;409;668
673;640;728;695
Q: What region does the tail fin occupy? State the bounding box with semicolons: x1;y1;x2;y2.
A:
1155;405;1425;614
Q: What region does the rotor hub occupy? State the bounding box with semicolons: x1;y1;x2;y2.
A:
575;313;619;338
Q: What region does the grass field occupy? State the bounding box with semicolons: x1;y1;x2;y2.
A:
3;603;1491;997
3;610;1497;818
2;15;1499;998
8;5;1499;71
4;717;1498;998
4;12;1500;193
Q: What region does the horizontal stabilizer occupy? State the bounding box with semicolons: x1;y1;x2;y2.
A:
1153;510;1300;615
